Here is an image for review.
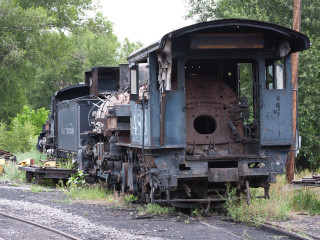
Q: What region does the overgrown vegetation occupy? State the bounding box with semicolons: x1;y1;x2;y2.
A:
138;204;175;215
0;162;25;182
290;188;320;214
15;149;45;164
224;172;320;224
0;106;48;153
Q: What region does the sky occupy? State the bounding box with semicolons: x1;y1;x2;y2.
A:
100;0;194;46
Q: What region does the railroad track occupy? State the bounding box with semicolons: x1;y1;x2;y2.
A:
196;218;314;240
186;215;314;240
0;211;80;240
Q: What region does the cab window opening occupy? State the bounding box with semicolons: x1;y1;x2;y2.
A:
265;59;285;90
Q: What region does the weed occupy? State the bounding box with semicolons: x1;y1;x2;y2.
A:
123;194;138;206
224;181;291;224
66;185;111;200
83;211;89;216
0;162;25;182
184;219;190;224
30;184;52;193
67;171;85;188
139;203;175;215
191;208;204;218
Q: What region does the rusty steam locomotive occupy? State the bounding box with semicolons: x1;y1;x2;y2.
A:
38;19;310;208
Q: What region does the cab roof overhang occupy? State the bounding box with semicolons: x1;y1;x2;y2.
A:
127;18;310;64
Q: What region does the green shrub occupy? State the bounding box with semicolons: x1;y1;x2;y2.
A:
7;119;36;153
0;162;25;182
0;105;49;153
11;105;49;134
67;170;86;188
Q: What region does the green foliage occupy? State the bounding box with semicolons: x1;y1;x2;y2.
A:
123;194;138;204
0;106;48;153
139;203;175;215
0;162;25;182
0;0;143;122
10;106;49;133
15;149;45;164
118;38;143;63
224;182;290;224
185;0;320;169
8;119;36;153
191;208;204;218
66;184;113;201
67;170;86;188
290;188;320;214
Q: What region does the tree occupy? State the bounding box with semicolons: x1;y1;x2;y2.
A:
185;0;320;169
0;0;143;120
118;38;143;63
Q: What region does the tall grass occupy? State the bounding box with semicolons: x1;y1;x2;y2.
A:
15;148;46;165
0;161;25;182
65;184;113;201
225;169;320;223
139;203;175;215
290;188;320;214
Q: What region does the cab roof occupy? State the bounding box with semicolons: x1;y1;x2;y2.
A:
127;19;310;64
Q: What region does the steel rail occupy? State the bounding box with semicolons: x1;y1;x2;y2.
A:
0;211;81;240
187;215;313;240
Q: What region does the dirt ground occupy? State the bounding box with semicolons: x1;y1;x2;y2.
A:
0;181;318;240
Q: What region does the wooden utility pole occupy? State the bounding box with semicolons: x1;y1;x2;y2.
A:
286;0;301;183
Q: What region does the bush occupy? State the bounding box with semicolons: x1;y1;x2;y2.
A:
0;105;48;153
11;106;49;134
0;162;25;182
7;119;36;153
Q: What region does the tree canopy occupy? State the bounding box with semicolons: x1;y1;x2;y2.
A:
0;0;142;120
185;0;320;169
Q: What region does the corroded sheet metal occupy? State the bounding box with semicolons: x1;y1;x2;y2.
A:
185;76;242;144
208;168;238;182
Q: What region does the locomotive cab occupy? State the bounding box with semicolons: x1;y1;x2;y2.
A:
125;19;309;207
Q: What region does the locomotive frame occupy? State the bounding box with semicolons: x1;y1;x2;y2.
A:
38;19;310;209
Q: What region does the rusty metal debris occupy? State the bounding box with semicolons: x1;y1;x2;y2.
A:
0;149;16;162
292;175;320;186
19;165;77;184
